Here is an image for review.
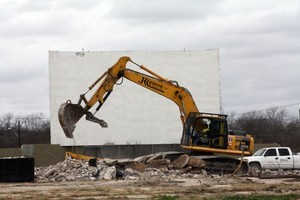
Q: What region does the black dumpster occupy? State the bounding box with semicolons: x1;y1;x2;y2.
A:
0;158;34;182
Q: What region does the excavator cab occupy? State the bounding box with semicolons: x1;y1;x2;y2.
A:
181;112;228;149
181;112;253;156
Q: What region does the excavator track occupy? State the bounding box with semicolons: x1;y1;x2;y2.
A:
193;156;248;174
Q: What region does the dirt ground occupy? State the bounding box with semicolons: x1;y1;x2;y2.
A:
0;175;300;199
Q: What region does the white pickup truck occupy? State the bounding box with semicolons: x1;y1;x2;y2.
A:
243;147;300;172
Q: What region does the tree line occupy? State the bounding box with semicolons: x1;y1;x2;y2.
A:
0;113;50;148
0;108;299;151
228;107;300;152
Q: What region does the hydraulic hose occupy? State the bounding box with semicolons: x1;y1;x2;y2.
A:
230;148;245;176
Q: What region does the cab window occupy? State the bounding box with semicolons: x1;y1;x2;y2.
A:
278;148;290;156
264;149;277;157
210;119;227;135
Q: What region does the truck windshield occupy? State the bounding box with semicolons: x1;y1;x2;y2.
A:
253;148;266;156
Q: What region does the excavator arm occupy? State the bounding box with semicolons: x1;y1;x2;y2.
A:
58;55;255;174
58;56;199;138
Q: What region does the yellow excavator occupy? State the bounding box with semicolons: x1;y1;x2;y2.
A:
58;56;254;172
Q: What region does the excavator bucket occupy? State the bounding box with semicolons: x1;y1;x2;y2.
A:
58;101;86;138
58;101;108;138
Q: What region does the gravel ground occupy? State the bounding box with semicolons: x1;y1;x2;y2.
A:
0;174;300;199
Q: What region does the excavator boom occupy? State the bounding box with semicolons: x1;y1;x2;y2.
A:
58;56;199;138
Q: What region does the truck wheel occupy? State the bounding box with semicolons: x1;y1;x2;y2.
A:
249;163;261;177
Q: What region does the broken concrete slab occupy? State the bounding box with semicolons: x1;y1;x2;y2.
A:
147;159;170;168
44;168;58;178
187;156;206;168
128;162;147;172
102;166;116;180
171;154;189;169
146;151;185;163
103;158;117;165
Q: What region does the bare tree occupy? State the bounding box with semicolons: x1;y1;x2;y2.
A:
228;107;300;151
0;112;50;148
22;113;49;132
0;112;14;129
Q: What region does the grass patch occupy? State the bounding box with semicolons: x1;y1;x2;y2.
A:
158;195;179;200
222;194;300;200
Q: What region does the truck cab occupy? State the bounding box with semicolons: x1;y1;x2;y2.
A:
244;147;300;173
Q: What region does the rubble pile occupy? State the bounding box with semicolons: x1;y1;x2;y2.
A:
35;152;208;182
257;169;300;179
35;159;117;182
35;152;300;182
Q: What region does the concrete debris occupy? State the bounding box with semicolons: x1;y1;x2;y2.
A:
102;166;116;180
103;158;117;165
170;154;190;169
258;169;300;179
129;162;146;172
187;156;206;168
147;159;170;168
34;152;300;183
34;152;207;182
43;168;58;178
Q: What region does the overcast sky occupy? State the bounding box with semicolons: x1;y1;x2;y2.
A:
1;0;299;118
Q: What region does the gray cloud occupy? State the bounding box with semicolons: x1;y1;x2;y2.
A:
0;0;299;116
105;0;219;22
